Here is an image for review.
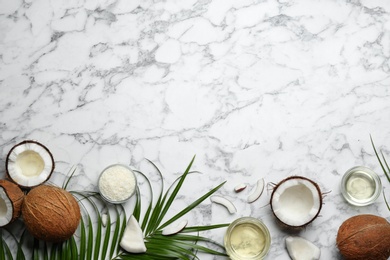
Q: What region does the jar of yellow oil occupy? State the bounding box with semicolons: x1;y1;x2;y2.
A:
224;217;271;260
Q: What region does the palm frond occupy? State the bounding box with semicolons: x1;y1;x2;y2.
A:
118;156;229;259
384;191;390;211
370;135;390;182
0;156;228;259
62;166;77;190
370;135;390;211
158;181;226;230
71;191;128;260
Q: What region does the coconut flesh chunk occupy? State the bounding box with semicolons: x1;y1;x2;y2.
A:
0;188;13;226
210;195;237;214
271;177;322;227
285;236;321;260
6;140;54;188
120;215;147;253
247;178;265;203
162;219;188;236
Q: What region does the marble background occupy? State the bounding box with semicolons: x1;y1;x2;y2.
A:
1;0;390;259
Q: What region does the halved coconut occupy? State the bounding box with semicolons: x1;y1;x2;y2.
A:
0;180;24;227
270;176;322;228
6;140;55;188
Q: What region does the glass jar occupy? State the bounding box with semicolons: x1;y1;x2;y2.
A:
224;217;271;260
341;166;382;206
98;164;137;204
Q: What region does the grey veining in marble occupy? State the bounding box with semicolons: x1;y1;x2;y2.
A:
1;0;390;259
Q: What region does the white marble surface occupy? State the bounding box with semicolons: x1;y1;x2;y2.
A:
1;0;390;259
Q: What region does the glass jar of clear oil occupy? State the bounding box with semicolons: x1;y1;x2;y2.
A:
341;166;382;206
224;217;271;260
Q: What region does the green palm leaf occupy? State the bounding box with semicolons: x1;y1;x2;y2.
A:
0;231;5;259
110;206;127;258
370;135;390;211
0;229;14;260
370;135;390;182
101;211;111;260
117;156;229;259
0;156;228;259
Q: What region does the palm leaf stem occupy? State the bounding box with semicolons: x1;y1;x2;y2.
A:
153;156;196;231
158;181;226;231
370;135;390;182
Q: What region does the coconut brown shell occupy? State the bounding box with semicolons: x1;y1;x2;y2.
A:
0;179;24;226
336;214;390;260
22;185;81;243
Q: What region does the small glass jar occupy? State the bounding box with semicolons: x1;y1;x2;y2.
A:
341;166;382;206
224;217;271;260
98;164;137;204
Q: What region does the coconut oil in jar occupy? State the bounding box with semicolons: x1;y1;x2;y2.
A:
224;217;271;260
341;166;382;206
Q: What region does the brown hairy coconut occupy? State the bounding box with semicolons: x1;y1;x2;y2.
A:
336;214;390;260
270;176;323;228
0;180;24;227
22;185;80;243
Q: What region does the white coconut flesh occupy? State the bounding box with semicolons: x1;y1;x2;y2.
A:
285;236;321;260
7;141;54;187
120;215;147;253
271;178;321;227
0;188;13;226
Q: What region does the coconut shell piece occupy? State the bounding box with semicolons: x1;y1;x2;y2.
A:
0;179;24;226
336;214;390;260
22;185;81;243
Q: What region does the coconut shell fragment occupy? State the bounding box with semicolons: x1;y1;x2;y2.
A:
0;180;24;227
336;214;390;260
22;185;81;243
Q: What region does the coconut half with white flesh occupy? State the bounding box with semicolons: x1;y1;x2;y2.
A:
270;176;322;228
6;140;55;188
0;180;24;227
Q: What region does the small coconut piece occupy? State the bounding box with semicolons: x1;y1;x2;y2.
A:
247;178;265;203
0;180;24;227
120;215;147;253
285;236;321;260
234;183;247;192
22;185;80;243
6;140;55;188
162;219;188;235
210;195;237;214
101;213;108;227
270;176;322;228
336;214;390;260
